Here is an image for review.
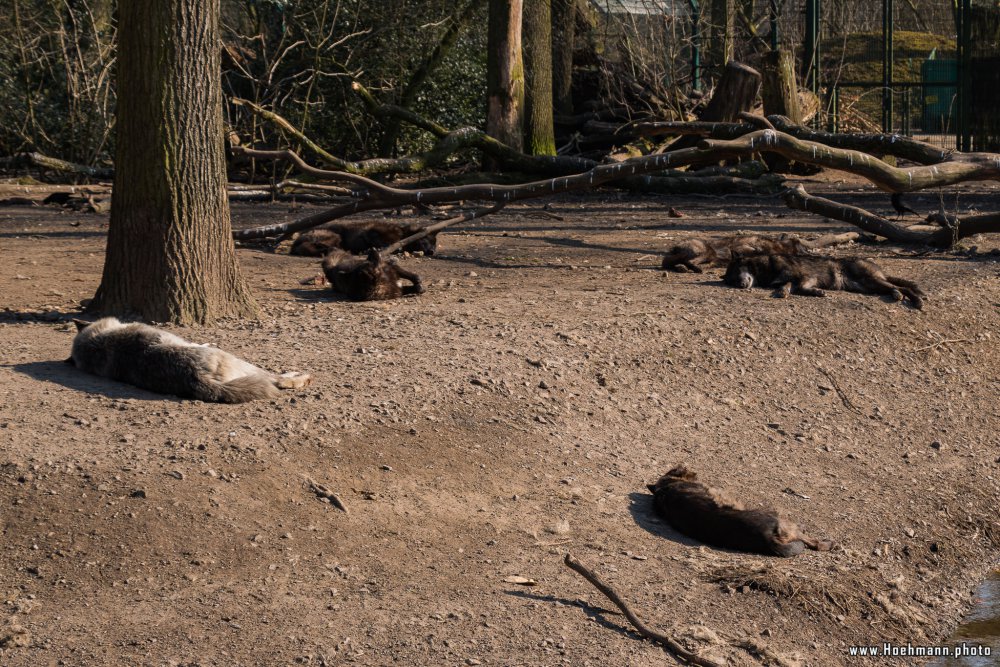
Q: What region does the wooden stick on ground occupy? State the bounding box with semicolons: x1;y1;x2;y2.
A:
563;554;724;667
816;366;862;414
304;476;348;513
380;204;506;256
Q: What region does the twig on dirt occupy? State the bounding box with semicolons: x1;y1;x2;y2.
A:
562;554;724;667
912;338;969;353
816;365;862;414
518;209;565;221
304;476;347;513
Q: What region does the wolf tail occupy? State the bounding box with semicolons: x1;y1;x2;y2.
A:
198;374;280;403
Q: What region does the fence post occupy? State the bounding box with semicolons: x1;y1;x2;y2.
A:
956;0;972;150
881;0;894;132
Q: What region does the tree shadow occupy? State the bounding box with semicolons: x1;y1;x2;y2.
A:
627;491;702;547
0;311;83;324
7;360;175;401
0;230;105;240
503;589;638;640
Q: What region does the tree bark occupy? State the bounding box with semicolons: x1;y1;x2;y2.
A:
486;0;525;163
551;0;576;116
523;0;556;156
760;51;802;123
91;0;257;324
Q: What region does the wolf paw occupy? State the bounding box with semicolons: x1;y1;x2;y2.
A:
276;372;312;389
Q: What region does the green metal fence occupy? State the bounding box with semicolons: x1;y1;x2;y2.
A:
787;0;996;150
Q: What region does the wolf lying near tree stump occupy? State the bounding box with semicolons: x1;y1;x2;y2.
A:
648;466;833;557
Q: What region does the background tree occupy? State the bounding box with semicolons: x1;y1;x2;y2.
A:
486;0;525;158
90;0;257;324
551;0;576;117
523;0;556;156
708;0;735;78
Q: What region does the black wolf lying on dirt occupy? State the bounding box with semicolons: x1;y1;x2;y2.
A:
723;253;925;309
662;235;810;273
320;249;424;301
648;466;833;557
291;221;438;257
67;318;311;403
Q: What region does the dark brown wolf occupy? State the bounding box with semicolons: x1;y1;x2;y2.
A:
291;221;438;257
724;253;924;308
647;466;833;557
662;235;810;272
321;249;424;301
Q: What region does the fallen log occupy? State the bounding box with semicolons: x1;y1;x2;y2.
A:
629;117;959;165
781;185;1000;246
0;152;113;180
230;143;781;241
698;129;1000;192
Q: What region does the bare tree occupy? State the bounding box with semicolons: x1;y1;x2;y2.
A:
90;0;257;324
486;0;525;157
551;0;576;116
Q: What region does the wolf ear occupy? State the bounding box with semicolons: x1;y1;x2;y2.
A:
72;318;90;332
366;249;383;265
730;251;743;262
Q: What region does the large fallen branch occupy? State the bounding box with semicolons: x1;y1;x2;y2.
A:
698;129;1000;192
784;186;998;246
230;143;779;241
628;117;960;165
0;152;114;179
783;185;944;244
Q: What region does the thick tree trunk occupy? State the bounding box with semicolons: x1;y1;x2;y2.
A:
486;0;525;164
551;0;576;116
523;0;556;156
91;0;257;324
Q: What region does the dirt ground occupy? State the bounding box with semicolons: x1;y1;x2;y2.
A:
1;178;999;666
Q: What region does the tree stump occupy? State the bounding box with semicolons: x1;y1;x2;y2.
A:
666;61;762;153
761;50;802;123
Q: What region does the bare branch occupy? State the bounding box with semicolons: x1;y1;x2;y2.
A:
381;204;506;256
563;554;724;667
700;130;1000;192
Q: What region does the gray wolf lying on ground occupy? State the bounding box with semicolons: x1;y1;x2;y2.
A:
320;249;424;301
662;235;811;273
648;466;833;557
724;253;924;308
67;318;311;402
291;221;438;257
